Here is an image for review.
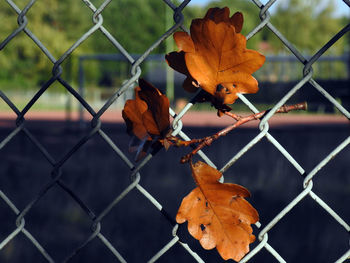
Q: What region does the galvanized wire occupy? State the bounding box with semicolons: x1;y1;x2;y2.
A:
0;0;349;262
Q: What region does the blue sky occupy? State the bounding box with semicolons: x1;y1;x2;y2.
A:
188;0;350;17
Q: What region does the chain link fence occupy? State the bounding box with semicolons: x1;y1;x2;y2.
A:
1;0;350;262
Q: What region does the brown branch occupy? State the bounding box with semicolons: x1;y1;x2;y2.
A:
178;102;307;163
223;111;241;121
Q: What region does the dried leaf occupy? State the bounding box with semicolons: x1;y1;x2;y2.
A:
165;51;199;93
176;161;259;261
122;78;170;160
166;7;265;105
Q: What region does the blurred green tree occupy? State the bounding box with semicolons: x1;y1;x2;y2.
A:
0;0;347;90
0;0;103;89
266;0;346;54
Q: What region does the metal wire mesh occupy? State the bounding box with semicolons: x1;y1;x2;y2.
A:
0;0;349;262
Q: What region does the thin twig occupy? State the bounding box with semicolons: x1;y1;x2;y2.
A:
176;102;307;163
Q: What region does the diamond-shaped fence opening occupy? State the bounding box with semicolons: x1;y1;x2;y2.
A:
1;0;350;262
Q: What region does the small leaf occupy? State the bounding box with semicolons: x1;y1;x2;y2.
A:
122;78;170;160
176;161;259;261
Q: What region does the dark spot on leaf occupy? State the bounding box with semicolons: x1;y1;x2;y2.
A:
216;84;225;92
200;224;206;231
230;195;239;205
216;84;231;94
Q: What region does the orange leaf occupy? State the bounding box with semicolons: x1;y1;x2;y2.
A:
122;78;170;160
166;7;265;105
165;51;199;93
176;161;259;261
137;79;170;137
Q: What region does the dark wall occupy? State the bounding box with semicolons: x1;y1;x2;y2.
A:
0;120;349;262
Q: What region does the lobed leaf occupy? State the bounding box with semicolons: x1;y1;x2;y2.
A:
166;7;265;106
176;161;259;261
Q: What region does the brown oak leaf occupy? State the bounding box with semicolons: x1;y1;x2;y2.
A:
176;161;259;261
122;78;170;160
166;7;265;106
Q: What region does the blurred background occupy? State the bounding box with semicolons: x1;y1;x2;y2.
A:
0;0;349;262
0;0;349;113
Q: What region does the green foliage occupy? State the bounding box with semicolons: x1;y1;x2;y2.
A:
0;0;94;88
0;0;348;91
93;0;167;54
267;0;347;54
